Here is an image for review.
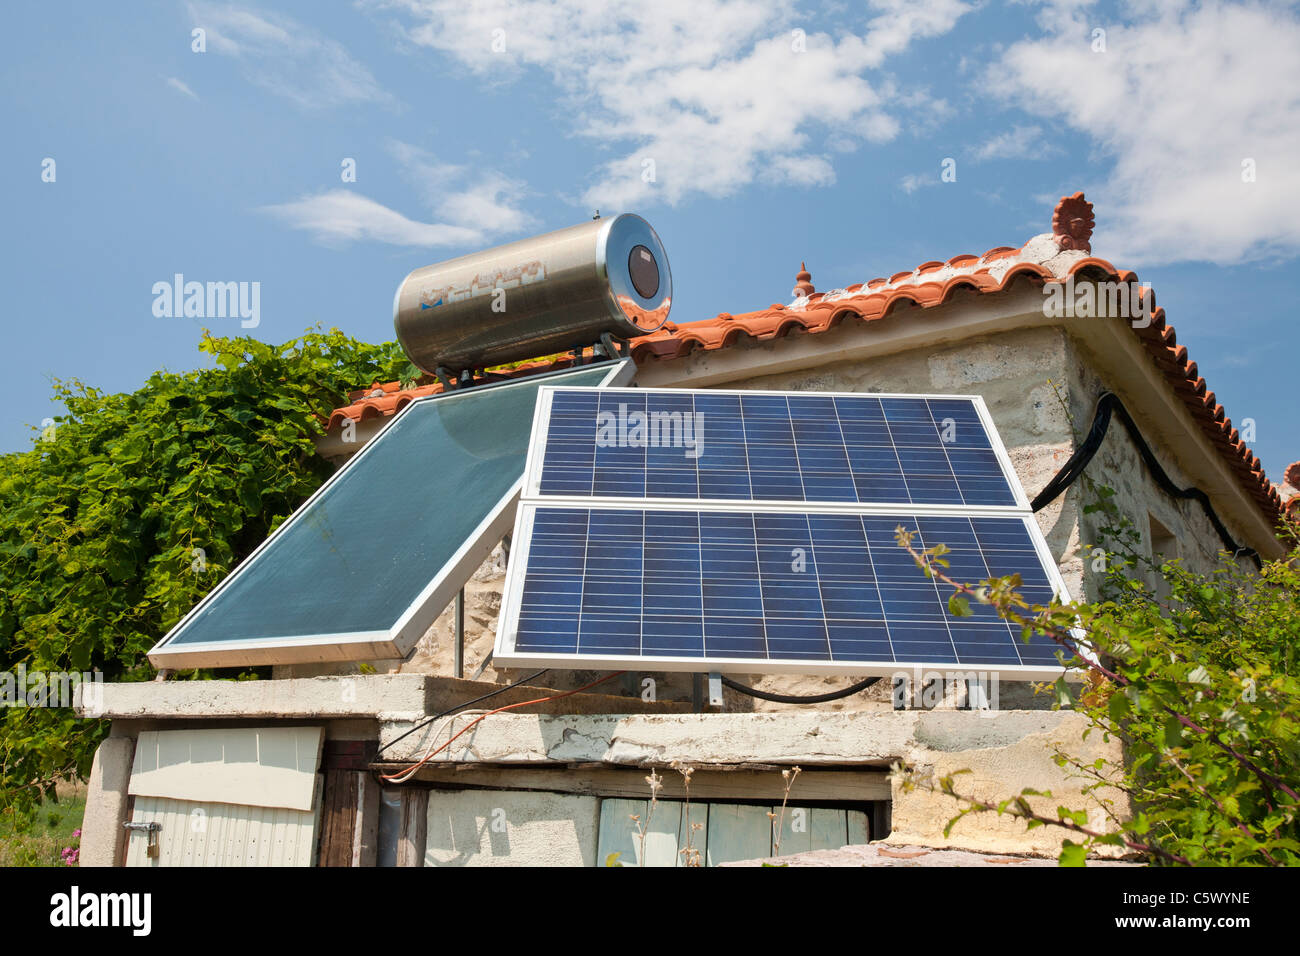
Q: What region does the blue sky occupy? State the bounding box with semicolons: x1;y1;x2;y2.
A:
3;0;1297;479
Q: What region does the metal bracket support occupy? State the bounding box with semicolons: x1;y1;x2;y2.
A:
707;672;724;710
453;588;465;679
597;332;625;360
471;650;494;681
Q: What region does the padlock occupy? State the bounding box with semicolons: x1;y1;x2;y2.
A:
124;820;162;860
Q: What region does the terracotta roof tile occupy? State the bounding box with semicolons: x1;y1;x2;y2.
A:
323;355;587;431
325;192;1282;528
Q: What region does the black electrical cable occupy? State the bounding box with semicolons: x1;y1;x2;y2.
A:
374;667;549;759
1030;392;1261;568
719;674;881;704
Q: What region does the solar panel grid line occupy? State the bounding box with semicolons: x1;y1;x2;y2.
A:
879;396;912;506
493;512;1066;676
498;386;1070;678
782;395;810;502
935;516;1027;667
961;516;1029;666
637;507;647;658
735;390;756;499
799;511;837;662
827;393;865;508
854;511;898;666
572;506;591;655
910;517;965;669
524;496;1050;523
516;496;1030;520
498;501;1074;678
927;516;1019;666
525;387;1028;511
929;399;966;508
747;510;772;661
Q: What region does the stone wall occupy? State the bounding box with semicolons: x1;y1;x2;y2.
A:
1064;333;1259;593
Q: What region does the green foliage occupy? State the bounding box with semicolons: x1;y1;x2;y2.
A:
895;496;1300;866
0;329;407;817
1069;516;1300;865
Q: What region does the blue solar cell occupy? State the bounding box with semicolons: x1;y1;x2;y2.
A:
505;386;1075;676
512;507;1066;670
536;389;1019;507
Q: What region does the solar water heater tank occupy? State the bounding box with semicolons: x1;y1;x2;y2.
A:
393;214;672;375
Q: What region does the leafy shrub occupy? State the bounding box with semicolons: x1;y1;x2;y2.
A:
895;493;1300;866
0;329;407;818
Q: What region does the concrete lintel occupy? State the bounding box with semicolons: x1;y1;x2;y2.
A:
377;709;1079;767
76;674;693;722
76;675;432;721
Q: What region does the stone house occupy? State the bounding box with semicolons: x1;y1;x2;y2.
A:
77;193;1290;867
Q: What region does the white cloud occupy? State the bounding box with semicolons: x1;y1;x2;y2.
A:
760;154;838;187
385;140;536;235
971;124;1054;161
985;0;1300;266
438;172;535;235
260;190;481;247
188;2;392;110
261;142;535;248
900;172;938;194
375;0;972;208
165;77;199;100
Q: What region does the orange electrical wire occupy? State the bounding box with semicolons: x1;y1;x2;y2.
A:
378;671;626;782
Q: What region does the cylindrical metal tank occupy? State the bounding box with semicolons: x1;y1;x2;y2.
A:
393;214;672;374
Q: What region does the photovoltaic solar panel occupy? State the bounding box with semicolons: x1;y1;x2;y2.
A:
513;508;1062;668
496;387;1075;679
534;389;1021;507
